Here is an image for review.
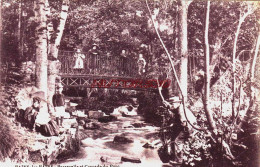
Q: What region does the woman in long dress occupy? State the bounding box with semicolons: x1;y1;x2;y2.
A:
73;49;85;73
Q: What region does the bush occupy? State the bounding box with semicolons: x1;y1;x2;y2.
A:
0;114;20;161
137;92;164;126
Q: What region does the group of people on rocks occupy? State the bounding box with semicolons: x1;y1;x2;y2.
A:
73;44;147;76
16;82;67;137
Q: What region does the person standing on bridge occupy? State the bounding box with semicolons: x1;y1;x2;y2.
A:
89;44;99;74
73;48;85;73
137;53;146;75
120;49;127;75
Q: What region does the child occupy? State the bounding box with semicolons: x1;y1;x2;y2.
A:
52;83;66;127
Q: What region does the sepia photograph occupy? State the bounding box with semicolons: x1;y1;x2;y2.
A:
0;0;259;166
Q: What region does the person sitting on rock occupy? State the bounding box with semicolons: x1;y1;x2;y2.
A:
23;97;41;130
34;96;60;136
52;83;66;127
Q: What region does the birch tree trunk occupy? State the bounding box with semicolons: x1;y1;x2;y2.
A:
178;0;189;123
232;6;252;119
35;0;48;99
47;0;69;104
250;32;260;83
204;1;216;130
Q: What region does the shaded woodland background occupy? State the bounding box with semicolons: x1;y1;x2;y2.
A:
0;0;259;166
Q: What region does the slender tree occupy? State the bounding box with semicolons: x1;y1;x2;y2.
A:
35;0;48;98
47;0;69;104
178;0;192;123
204;1;216;130
232;3;253;118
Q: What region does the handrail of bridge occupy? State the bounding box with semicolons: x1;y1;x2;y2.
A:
58;50;139;78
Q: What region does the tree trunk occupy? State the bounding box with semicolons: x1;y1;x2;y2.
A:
250;32;260;83
0;0;2;89
178;0;189;123
238;31;260;131
18;0;22;61
35;0;48;99
204;1;216;130
232;7;252;119
47;0;69;104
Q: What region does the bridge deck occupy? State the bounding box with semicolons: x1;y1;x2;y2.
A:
58;50;156;90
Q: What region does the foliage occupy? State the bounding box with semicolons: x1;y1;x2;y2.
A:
0;114;20;161
1;0;260;165
137;92;164;126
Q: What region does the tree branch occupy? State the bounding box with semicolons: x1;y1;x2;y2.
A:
146;0;206;131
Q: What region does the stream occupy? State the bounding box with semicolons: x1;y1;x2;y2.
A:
58;105;169;167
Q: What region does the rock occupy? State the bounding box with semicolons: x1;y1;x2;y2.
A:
98;115;117;123
63;118;77;130
101;107;114;115
78;120;85;126
72;110;86;117
100;156;121;164
122;112;131;117
122;109;137;117
68;102;78;107
71;122;78;128
100;156;107;162
118;106;129;113
142;142;154;149
76;117;90;125
84;122;100;130
113;105;137;117
85;118;91;123
28;150;42;162
132;122;145;128
121;156;141;163
113;135;134;144
123;125;134;128
127;105;134;111
88;110;104;119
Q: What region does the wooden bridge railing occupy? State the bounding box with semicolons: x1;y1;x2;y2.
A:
58;50;139;78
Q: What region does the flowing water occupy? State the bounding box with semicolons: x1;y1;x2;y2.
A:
58;106;168;167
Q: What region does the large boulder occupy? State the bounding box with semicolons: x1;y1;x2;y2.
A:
26;127;80;165
131;122;146;128
113;135;134;144
88;110;104;119
121;156;141;163
142;142;155;149
112;105;137;116
101;106;114;115
98;115;117;123
84;122;100;130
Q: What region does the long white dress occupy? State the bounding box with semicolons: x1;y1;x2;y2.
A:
73;52;85;69
35;104;51;125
